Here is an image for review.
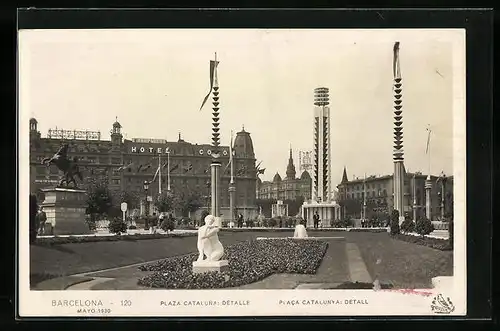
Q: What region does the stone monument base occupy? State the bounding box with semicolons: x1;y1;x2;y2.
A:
41;187;91;235
192;260;229;274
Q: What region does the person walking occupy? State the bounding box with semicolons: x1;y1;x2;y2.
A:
37;207;47;235
313;211;320;229
237;213;243;228
150;212;158;234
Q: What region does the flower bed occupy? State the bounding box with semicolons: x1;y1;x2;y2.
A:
221;227;387;233
137;239;328;289
34;232;196;246
391;233;452;251
346;228;388;233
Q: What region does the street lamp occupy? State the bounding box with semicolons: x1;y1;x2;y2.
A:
143;180;150;217
437;172;447;220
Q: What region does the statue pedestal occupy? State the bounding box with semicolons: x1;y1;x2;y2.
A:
192;260;229;274
40;187;91;235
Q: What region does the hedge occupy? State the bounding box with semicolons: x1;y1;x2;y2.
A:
34;232;196;246
391;233;452;251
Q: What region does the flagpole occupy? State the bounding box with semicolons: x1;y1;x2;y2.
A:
427;125;432;177
230;130;234;184
158;153;162;195
167;149;171;191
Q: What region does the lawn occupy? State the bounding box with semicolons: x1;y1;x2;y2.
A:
349;232;454;288
29;230;453;290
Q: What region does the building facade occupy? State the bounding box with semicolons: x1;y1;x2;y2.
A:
29;118;258;220
336;167;454;221
256;148;312;201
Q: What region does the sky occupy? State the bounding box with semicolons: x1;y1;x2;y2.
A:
19;29;465;185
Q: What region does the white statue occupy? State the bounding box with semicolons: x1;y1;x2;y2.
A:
293;223;308;238
197;215;224;262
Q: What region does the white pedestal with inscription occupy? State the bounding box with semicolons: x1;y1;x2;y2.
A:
192;260;229;274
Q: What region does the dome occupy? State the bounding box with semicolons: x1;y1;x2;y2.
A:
29;117;38;124
113;121;122;128
273;172;282;182
300;170;311;180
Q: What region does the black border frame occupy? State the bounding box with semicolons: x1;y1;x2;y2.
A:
11;8;494;323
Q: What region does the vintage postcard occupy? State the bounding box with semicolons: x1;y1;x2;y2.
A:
18;28;466;317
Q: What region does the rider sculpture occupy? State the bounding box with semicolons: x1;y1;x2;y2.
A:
41;143;83;188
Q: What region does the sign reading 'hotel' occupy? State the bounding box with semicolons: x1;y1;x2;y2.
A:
130;146;228;156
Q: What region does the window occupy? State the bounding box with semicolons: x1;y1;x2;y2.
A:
112;158;121;164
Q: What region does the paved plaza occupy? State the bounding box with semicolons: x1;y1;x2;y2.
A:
31;230;453;291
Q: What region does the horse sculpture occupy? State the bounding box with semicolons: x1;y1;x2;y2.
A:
41;143;83;188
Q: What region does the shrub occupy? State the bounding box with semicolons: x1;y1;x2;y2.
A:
200;210;210;224
128;225;137;230
268;218;277;228
392;233;451;251
160;218;175;232
85;214;97;231
138;239;328;289
108;217;127;234
400;219;416;234
390;210;400;235
415;218;434;237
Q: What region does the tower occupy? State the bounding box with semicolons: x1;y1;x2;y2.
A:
29;117;41;141
312;87;332;203
392;42;406;224
110;117;123;145
285;147;296;180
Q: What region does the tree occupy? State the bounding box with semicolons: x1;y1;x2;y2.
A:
118;190;141;210
415;218;434;237
154;191;176;213
339;198;362;218
284;196;305;216
86;175;113;219
390;209;400;235
256;198;276;217
174;188;203;218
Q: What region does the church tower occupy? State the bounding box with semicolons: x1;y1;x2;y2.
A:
285;147;296;180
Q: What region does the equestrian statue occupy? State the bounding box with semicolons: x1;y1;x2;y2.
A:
41;143;83;188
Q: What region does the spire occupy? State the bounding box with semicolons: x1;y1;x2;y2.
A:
341;166;348;183
286;146;296;180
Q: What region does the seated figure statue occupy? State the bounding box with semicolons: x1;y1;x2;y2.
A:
293;221;308;239
197;215;224;262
